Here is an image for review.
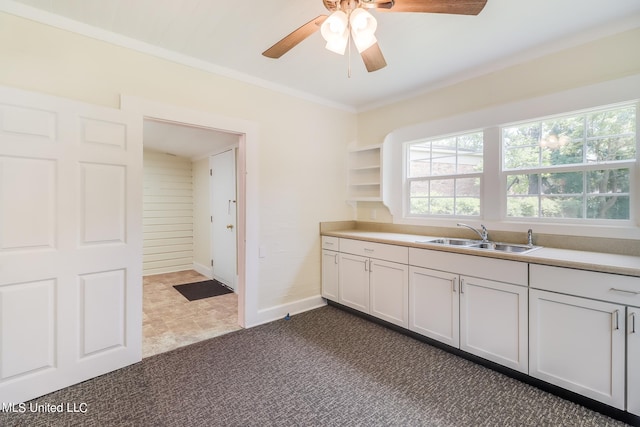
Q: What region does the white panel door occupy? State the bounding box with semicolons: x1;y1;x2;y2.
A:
629;307;640;416
211;149;237;289
369;259;408;327
529;289;625;409
409;266;460;348
338;253;370;313
460;276;528;373
0;87;142;403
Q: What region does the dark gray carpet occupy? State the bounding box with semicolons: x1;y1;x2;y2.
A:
0;306;631;426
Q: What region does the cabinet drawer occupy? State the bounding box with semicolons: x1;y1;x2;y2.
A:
322;236;339;251
530;264;640;306
339;238;408;264
409;248;527;286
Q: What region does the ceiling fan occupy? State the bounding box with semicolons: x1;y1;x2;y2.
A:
262;0;488;73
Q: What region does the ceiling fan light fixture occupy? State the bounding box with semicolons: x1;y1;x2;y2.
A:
321;11;349;54
349;8;378;53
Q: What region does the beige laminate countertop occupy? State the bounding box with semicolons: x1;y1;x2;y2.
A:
322;230;640;278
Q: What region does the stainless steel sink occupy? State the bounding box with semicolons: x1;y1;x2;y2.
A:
469;242;541;254
417;237;542;254
417;238;479;246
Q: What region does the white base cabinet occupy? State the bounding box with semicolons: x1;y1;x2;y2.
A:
408;248;529;374
529;289;626;409
409;266;459;348
460;276;528;373
530;264;640;412
369;258;409;327
628;306;640;416
321;250;339;301
321;237;340;302
324;238;409;328
338;252;371;314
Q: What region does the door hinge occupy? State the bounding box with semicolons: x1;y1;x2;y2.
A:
210;169;212;176
211;216;213;223
211;259;214;267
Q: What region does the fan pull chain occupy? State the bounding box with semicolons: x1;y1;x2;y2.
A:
347;18;352;78
348;37;352;78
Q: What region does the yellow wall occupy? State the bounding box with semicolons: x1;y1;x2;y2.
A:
357;27;640;146
355;27;640;221
0;13;356;311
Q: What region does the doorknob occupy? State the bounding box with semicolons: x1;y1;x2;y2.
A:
226;224;234;230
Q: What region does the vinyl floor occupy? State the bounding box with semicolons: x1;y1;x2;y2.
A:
143;270;241;358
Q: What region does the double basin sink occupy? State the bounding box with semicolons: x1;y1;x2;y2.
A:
417;237;541;254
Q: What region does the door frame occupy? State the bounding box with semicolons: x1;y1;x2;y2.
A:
121;96;259;328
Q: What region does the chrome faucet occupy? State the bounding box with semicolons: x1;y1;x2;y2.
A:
457;223;488;242
527;229;534;247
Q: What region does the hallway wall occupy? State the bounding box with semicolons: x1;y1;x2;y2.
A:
143;149;194;275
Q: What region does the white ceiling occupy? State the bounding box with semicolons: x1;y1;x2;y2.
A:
143;119;239;159
4;0;640;111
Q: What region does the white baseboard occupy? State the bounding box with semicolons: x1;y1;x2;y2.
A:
250;295;327;328
192;262;212;278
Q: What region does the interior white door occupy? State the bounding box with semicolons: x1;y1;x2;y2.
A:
0;87;142;403
210;149;237;290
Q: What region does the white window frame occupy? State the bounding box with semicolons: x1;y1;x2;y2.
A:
383;74;640;239
404;130;483;218
499;102;636;225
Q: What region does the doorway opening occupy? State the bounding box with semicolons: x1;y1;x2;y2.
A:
141;118;242;357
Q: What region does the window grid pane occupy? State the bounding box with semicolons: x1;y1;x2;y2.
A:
505;168;631;220
407;131;483;217
503;105;635;171
502;104;635;221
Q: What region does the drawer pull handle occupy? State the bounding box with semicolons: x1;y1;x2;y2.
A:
452;277;457;293
334;253;338;264
632;312;637;334
613;310;620;330
364;248;374;252
364;260;368;272
325;241;334;246
460;278;464;294
609;288;640;295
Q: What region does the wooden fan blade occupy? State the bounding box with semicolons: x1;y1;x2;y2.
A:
380;0;487;15
361;43;387;72
262;15;328;58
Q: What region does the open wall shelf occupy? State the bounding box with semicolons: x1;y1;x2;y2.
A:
348;144;382;201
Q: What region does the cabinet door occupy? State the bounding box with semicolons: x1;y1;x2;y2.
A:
321;250;339;301
460;276;528;373
529;289;625;409
370;259;409;328
338;253;370;313
409;266;459;348
629;307;640;416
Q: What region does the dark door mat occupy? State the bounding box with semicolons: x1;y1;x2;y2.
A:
173;280;233;301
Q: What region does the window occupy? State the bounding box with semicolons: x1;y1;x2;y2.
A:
503;104;636;220
406;131;483;217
